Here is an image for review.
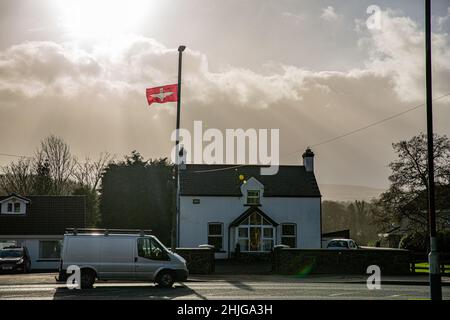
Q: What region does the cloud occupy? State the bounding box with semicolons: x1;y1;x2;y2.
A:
438;7;450;30
0;10;449;187
2;10;448;108
320;6;339;22
356;9;450;102
282;12;306;25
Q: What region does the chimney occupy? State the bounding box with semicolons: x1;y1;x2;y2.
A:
302;147;314;172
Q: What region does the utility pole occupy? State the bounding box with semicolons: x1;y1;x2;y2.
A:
425;0;442;300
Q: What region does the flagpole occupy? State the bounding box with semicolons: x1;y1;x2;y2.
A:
172;45;186;251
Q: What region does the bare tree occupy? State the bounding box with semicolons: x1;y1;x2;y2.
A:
0;158;35;195
35;135;77;195
73;152;113;192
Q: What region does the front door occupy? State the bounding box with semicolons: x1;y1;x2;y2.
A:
235;212;276;253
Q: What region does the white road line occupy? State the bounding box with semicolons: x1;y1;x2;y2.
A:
329;292;347;296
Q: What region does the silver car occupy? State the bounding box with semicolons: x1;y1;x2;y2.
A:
326;238;359;250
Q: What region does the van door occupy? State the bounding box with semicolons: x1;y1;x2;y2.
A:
99;237;135;279
134;237;170;280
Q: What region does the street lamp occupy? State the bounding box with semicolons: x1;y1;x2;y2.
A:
425;0;441;300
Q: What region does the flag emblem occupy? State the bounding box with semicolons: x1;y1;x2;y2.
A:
146;84;178;106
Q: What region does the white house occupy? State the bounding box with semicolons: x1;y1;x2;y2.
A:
179;148;322;259
0;194;86;270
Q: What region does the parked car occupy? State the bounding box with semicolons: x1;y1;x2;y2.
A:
0;246;31;273
326;239;359;250
57;229;188;289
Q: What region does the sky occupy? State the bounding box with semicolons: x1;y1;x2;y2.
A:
0;0;449;189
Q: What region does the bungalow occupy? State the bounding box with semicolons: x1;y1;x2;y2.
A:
0;193;86;270
178;148;322;259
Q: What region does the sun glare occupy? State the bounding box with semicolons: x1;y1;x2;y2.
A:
56;0;151;39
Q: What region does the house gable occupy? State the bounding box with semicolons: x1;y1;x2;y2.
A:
240;177;264;205
229;206;279;227
0;194;30;215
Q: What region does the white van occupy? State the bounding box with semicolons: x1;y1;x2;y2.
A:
57;229;188;289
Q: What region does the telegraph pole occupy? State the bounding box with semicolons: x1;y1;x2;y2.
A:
425;0;442;300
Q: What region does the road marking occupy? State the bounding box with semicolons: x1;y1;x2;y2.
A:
329;293;347;296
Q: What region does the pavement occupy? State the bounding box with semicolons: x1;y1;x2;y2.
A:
0;272;449;300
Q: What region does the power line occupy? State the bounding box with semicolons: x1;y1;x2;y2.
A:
189;92;450;173
286;91;450;157
193;164;247;173
0;153;32;159
2;92;449;170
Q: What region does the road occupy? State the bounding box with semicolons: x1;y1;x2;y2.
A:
0;273;449;300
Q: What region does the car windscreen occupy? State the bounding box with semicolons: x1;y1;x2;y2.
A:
0;249;23;258
329;241;348;248
337;241;349;247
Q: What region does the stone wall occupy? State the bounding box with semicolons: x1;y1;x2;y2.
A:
175;248;215;274
231;252;272;263
272;247;412;275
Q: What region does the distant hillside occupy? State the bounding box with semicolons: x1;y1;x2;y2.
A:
319;184;385;202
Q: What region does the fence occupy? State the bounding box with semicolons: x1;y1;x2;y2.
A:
410;252;450;275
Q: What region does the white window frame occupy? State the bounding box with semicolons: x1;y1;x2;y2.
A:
207;222;224;251
235;213;275;252
281;223;297;248
246;190;260;205
1;201;26;215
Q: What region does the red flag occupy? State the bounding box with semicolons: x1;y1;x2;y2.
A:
146;84;178;106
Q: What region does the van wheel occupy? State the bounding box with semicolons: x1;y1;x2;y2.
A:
80;269;95;289
156;271;175;288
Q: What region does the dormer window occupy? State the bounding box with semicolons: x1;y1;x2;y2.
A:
6;202;21;213
247;190;260;205
0;194;30;215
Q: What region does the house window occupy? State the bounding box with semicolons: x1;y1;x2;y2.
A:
208;223;223;251
2;202;25;214
39;241;62;259
281;223;297;248
236;212;274;252
247;190;260;205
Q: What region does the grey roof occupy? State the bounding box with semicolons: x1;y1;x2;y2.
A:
180;164;321;197
0;195;86;235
